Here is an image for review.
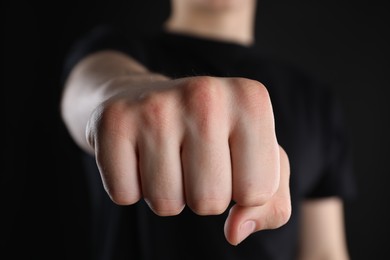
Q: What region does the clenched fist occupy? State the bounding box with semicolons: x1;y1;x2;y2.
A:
85;75;291;245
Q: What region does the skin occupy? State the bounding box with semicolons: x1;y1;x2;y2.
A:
60;0;350;257
298;198;350;260
166;0;257;45
61;51;291;246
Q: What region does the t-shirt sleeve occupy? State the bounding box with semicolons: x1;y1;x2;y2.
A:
60;24;144;86
305;85;357;201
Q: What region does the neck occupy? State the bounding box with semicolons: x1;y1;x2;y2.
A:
164;1;257;46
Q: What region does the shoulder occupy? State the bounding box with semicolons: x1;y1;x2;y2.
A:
253;52;332;106
67;24;147;57
61;24;153;84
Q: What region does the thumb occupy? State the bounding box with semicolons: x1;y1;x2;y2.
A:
224;147;291;246
223;205;258;246
223;203;288;246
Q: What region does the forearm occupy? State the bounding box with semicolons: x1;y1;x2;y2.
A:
60;50;168;154
297;197;350;260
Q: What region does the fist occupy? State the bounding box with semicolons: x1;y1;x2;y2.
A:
87;76;291;245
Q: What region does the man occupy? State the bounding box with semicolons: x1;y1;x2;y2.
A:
60;0;355;259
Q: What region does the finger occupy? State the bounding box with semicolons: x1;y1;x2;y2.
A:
93;114;141;205
224;146;291;245
182;133;232;215
229;83;280;206
137;92;185;216
138;132;185;216
180;78;232;215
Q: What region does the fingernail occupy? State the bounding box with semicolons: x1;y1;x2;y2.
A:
238;220;256;244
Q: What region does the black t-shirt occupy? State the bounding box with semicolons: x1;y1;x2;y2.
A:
61;24;356;260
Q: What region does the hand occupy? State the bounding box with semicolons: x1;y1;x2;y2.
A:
86;76;291;245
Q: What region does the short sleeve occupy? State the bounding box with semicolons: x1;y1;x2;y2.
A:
305;86;358;201
60;24;145;87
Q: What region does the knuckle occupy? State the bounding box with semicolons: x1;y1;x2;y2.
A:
269;199;292;228
98;101;129;132
108;190;141;206
87;100;137;150
183;76;223;114
92;100;134;141
146;198;185;216
237;191;275;207
279;145;290;172
233;78;272;118
187;197;230;216
140;92;172;129
235;173;280;207
182;76;225;136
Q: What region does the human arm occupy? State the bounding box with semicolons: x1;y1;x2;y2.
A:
60;50;291;245
297;197;350;260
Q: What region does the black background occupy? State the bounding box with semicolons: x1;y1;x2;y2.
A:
3;0;389;259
